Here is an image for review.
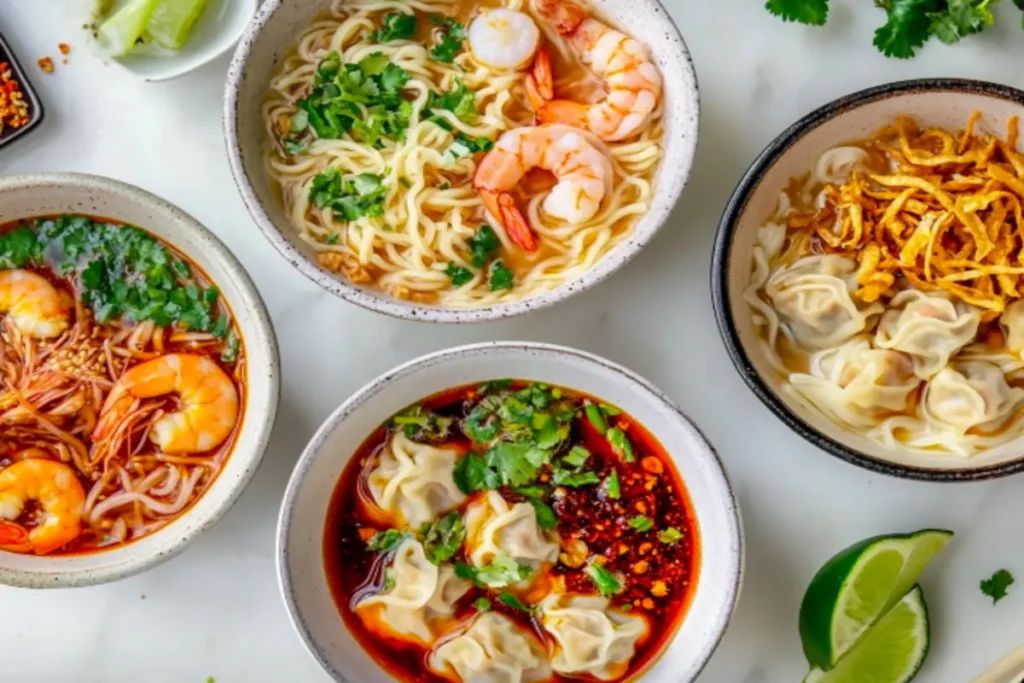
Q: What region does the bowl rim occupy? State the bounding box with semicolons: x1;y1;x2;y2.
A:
276;340;744;682
223;0;701;324
0;172;281;587
711;77;1024;483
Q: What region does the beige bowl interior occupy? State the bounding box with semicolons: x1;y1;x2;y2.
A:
724;86;1024;475
0;174;279;587
225;0;699;322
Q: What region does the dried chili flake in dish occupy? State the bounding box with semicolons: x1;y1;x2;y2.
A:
0;62;29;135
36;56;54;73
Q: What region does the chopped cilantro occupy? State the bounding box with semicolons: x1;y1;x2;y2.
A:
420;511;465;565
391;404;453;443
367;528;408;552
430;80;478;123
383;567;395;591
603;470;621;499
498;592;535;614
456;553;531;588
221;331;240;364
515;486;546;499
488;260;514;291
563;446;591;468
528;499;558;530
446;262;474;286
429;14;466;63
551;464;600;487
370;12;417;42
658;527;683;544
324;233;340;245
0;225;42;268
474;596;492;611
606;427;635;462
446;134;494;161
585;562;623;597
628;515;654;532
469;225;500;267
981;568;1015;603
310;169;388;222
584;403;608;434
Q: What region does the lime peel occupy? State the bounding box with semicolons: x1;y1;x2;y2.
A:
98;0;163;57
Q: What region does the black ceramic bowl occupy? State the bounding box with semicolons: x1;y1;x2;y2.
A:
0;33;44;150
712;78;1024;482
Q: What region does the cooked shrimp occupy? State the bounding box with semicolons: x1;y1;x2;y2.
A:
93;353;239;454
468;9;540;70
0;269;70;338
530;0;663;141
473;124;612;251
0;459;85;555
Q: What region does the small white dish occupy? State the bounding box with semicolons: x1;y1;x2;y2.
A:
80;0;257;81
277;341;743;683
0;173;280;588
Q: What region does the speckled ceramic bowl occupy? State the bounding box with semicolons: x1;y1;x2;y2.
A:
277;342;742;683
712;78;1024;481
224;0;699;323
0;173;280;588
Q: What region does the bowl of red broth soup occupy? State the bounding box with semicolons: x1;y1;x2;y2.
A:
0;173;279;588
278;342;742;683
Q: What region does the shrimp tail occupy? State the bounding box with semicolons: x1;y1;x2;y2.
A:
536;100;591;130
483;191;538;252
535;0;588;34
0;521;31;552
526;47;554;112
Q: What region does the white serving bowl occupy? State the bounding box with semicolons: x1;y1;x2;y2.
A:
277;342;742;682
712;78;1024;481
0;173;280;588
225;0;699;323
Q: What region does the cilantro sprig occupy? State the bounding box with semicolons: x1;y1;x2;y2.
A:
981;568;1014;603
370;13;417;43
391;404;453;443
429;14;466;63
456;553;532;588
766;0;1022;58
420;512;465;565
310;169;387;222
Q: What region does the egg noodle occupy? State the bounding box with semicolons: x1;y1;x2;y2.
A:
263;0;663;307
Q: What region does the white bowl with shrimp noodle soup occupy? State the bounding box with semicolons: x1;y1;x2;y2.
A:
277;342;741;683
226;0;699;321
0;173;278;587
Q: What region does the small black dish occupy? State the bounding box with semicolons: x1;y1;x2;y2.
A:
0;32;44;150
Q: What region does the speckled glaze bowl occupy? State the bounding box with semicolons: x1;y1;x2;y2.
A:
277;342;742;683
0;173;280;588
712;78;1024;481
224;0;699;323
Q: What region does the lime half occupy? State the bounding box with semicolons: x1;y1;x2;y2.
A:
803;585;929;683
97;0;162;57
799;529;951;669
147;0;211;50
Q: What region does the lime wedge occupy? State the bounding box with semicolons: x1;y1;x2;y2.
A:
799;529;951;670
97;0;162;57
147;0;211;50
803;585;930;683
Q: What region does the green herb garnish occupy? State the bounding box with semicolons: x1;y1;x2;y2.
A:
445;262;474;286
488;260;514;291
454;442;550;493
446;133;495;161
528;499;558;531
0;225;41;268
310;169;388;222
585;562;623;597
551;464;600;487
981;568;1015;603
563;446;591;468
606;427;635;462
498;592;535;614
628;515;654;532
456;553;532;588
367;528;408;552
383;567;395;591
585;403;608;434
221;331;240;364
473;596;492;612
429;14;466;63
603;470;621;499
370;12;417;42
420;511;465;565
469;225;500;267
430;80;477;122
391;404;453;443
658;527;683;544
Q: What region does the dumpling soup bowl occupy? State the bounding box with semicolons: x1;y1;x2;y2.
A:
277;342;743;682
712;78;1024;481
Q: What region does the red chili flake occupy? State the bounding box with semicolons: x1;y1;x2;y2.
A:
0;62;30;135
37;57;54;74
58;43;71;56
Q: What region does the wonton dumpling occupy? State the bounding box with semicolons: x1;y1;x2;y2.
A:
874;289;980;379
367;432;465;527
430;612;551;683
356;538;470;644
766;255;882;350
789;338;919;427
1001;299;1024;353
464;491;559;569
539;593;647;681
923;361;1024;434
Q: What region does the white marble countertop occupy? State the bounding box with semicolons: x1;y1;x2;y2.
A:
3;1;1024;682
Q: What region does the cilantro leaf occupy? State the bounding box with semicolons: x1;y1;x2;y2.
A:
391;404;453;443
457;553;532;588
585;562;623;597
420;512;465;565
528;499;558;530
0;225;42;268
473;597;492;611
628;515;654;532
446;262;474;286
454;452;501;493
310;169;388;222
658;527;683;544
563;446;591;468
370;13;417;42
981;568;1015;603
367;528;408;552
429;14;466;62
928;0;997;44
765;0;829;25
498;592;536;614
430;80;477;122
551;464;600;487
488;260;514;291
584;403;608;434
607;427;635;463
470;225;501;267
489;442;549;487
873;0;939;59
603;470;621;499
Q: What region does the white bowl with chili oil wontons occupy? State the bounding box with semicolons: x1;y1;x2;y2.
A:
225;0;699;323
277;342;742;683
713;78;1024;481
0;173;279;588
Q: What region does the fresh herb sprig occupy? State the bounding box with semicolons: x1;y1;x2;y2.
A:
310;169;388;222
429;14;466;63
981;568;1015;603
765;0;1020;59
391;404;453;443
456;553;532;588
370;13;417;43
420;512;465;565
